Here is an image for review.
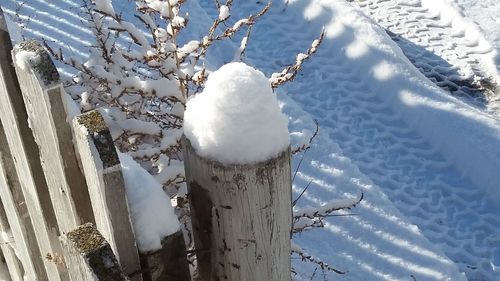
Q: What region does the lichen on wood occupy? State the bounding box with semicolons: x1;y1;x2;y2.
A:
66;223;106;255
15;40;59;86
64;223;128;281
77;111;119;169
77;111;107;134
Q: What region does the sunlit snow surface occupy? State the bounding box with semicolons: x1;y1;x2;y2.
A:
347;0;500;115
1;0;500;280
455;0;500;51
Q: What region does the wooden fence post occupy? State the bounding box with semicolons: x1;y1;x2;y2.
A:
11;40;94;233
72;110;142;280
139;230;191;281
0;8;67;281
61;223;128;281
183;139;292;281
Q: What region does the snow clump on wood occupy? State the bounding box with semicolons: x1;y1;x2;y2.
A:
119;152;180;252
184;62;290;165
14;50;39;71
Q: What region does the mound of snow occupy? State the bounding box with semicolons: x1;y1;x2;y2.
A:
184;62;289;165
119;153;179;252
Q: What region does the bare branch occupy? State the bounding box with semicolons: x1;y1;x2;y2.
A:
292;244;346;274
292;180;312;207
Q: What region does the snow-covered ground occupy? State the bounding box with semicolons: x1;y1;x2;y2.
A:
1;0;500;280
346;0;500;115
454;0;500;110
455;0;500;52
211;1;500;279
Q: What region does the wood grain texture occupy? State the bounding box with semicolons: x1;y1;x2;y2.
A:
139;229;191;281
0;125;48;280
11;40;94;234
183;138;292;281
0;197;25;281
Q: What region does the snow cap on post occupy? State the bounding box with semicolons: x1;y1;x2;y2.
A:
184;62;290;165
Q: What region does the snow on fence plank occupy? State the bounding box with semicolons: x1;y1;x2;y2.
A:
0;10;67;281
183;62;292;281
11;39;94;233
118;153;190;281
72;110;142;280
0;125;47;280
61;223;128;281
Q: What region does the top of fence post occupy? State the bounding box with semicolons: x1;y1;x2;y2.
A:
14;40;59;87
61;223;129;281
75;111;120;168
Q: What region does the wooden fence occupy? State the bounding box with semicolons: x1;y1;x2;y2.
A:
0;9;190;281
0;7;293;281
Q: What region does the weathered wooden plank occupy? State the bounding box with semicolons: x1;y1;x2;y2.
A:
0;124;48;280
0;242;23;281
0;199;24;281
72;111;141;280
183;138;292;281
11;40;94;234
139;229;191;281
0;8;67;281
61;223;128;281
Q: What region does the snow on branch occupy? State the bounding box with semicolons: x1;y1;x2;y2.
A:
270;29;325;88
291;119;319;154
293;192;363;233
186;1;271;69
294;192;363;219
234;26;252;61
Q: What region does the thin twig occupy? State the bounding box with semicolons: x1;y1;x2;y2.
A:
292;148;307;183
292;119;319;154
292;180;312;207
